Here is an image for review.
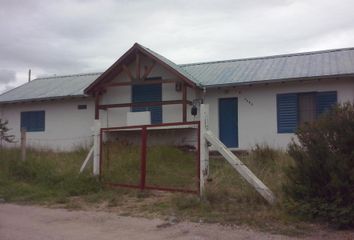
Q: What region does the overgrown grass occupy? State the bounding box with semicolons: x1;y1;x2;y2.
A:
102;142;197;190
0;147;101;203
0;144;308;235
153;143;301;233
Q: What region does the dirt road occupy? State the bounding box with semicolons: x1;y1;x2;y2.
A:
0;204;353;240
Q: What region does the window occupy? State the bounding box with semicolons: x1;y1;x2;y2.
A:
78;104;87;110
21;111;45;132
277;91;337;133
298;93;316;125
132;84;162;124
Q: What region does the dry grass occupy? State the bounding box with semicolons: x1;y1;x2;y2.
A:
0;144;310;235
101;142;198;190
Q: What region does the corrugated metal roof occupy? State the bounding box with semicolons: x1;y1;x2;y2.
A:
138;44;202;85
181;47;354;87
0;73;100;103
1;46;354;103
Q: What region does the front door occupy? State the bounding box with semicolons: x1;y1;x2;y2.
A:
219;98;238;148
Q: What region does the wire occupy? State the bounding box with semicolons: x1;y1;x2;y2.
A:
26;135;94;142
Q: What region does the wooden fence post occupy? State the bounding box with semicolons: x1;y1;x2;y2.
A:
93;120;101;176
21;128;26;161
140;126;147;190
199;104;210;197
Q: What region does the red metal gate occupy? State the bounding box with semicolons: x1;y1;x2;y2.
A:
100;121;200;194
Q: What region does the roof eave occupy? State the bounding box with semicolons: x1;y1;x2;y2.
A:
0;94;90;105
203;73;354;89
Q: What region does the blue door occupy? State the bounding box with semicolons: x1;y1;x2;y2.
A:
219;98;238;148
132;84;162;124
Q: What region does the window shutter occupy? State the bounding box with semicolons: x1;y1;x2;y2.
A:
20;111;45;132
316;91;337;116
132;84;162;124
277;93;298;133
36;111;45;131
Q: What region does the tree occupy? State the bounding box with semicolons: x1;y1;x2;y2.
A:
0;118;15;147
284;102;354;228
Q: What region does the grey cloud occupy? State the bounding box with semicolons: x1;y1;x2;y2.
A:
0;70;16;84
0;84;16;94
0;0;353;92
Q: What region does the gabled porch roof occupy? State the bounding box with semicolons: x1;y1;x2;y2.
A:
84;43;201;95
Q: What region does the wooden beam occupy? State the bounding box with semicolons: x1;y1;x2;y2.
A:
182;83;187;122
204;130;276;205
99;100;192;110
80;146;94;173
122;64;134;81
102;78;177;88
142;61;156;79
136;52;140;80
95;94;100;119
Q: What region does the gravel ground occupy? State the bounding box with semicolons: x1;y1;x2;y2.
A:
0;204;353;240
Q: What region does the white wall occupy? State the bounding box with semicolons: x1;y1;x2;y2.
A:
204;78;354;150
0;98;95;151
1;77;352;152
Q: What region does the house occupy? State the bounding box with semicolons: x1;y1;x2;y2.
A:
0;43;353;151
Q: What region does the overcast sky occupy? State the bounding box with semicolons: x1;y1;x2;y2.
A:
0;0;353;93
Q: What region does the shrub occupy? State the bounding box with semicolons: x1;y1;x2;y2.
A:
284;102;354;228
0;118;15;146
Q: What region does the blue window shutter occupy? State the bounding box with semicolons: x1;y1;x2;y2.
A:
34;111;45;131
316;91;337;116
132;84;162;124
20;111;45;132
277;93;298;133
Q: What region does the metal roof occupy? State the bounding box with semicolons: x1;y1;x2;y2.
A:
181;47;354;87
138;44;202;86
1;46;354;103
0;73;100;104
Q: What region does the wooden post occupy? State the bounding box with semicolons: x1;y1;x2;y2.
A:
199;104;210;197
136;52;140;80
182;83;187;122
140;126;147;190
20;128;26;161
93;120;101;176
95;94;100;120
79;146;94;173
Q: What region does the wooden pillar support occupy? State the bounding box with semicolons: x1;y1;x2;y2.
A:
182;83;187;122
95;93;100;120
93;120;101;176
136;51;140;80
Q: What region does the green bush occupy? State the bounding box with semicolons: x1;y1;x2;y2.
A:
284;102;354;228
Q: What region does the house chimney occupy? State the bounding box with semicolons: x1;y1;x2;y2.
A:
28;69;31;82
